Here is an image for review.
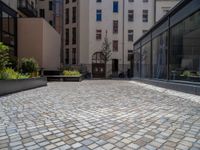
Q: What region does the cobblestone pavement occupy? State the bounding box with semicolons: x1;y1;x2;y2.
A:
0;80;200;150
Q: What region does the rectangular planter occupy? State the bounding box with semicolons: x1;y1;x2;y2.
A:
0;77;47;96
133;78;200;95
47;75;83;82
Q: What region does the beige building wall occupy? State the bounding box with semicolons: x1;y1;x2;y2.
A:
43;20;61;70
18;18;61;70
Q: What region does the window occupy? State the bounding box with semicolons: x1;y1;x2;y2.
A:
169;11;200;82
65;49;69;64
141;42;151;78
128;30;134;41
143;30;148;34
49;1;52;11
113;40;118;52
96;10;102;21
128;10;134;22
72;48;76;64
113;1;119;13
128;50;133;61
96;30;102;40
72;7;76;23
0;9;17;57
113;20;118;34
39;9;45;18
72;27;76;44
143;0;148;2
66;0;69;4
72;0;77;2
65;8;69;24
96;0;102;2
49;20;53;26
143;10;148;22
65;29;69;45
129;0;134;2
152;32;168;79
162;7;170;15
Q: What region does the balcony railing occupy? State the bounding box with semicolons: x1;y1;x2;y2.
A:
18;0;37;17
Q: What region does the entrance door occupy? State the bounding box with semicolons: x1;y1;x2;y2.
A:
92;52;106;78
112;59;118;75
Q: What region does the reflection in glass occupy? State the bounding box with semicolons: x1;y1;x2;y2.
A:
134;49;141;78
170;11;200;82
141;42;151;78
152;32;168;79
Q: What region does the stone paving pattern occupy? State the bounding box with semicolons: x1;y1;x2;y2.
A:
0;80;200;150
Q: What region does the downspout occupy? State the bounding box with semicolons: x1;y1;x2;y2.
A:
154;0;156;24
122;0;125;73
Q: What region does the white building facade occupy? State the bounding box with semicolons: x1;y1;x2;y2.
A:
64;0;180;77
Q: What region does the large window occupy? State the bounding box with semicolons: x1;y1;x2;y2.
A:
0;2;17;56
152;32;168;79
170;11;200;82
141;42;151;78
134;49;141;78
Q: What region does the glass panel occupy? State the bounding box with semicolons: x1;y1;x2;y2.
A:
2;12;9;32
170;11;200;82
152;32;168;79
141;42;151;78
2;33;10;45
134;49;141;78
9;15;14;35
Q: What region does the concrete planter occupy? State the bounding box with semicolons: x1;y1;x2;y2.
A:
0;77;47;96
47;75;83;82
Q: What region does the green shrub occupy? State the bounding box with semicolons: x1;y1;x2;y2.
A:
21;58;39;74
0;68;29;80
63;70;81;77
0;42;10;70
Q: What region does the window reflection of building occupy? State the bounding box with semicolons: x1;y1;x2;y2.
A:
141;42;151;78
170;11;200;82
152;32;168;79
133;1;200;83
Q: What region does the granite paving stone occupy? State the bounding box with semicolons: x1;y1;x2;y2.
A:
0;80;199;149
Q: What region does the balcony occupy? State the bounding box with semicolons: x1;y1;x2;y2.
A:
18;0;37;17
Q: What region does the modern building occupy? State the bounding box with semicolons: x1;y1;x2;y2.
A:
63;0;180;78
133;0;200;83
0;0;61;70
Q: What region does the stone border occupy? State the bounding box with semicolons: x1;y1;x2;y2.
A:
47;75;83;82
130;80;200;103
0;77;47;96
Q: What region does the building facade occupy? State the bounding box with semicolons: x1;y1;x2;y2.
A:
0;0;61;70
133;0;200;83
63;0;180;77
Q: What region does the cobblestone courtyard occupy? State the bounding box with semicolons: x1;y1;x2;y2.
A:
0;80;200;150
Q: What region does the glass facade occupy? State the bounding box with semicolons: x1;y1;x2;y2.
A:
0;2;17;56
141;42;151;78
133;49;141;78
133;0;200;83
170;11;200;82
152;32;168;79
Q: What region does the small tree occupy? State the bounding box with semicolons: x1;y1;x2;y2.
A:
100;31;112;76
21;58;39;75
0;42;10;70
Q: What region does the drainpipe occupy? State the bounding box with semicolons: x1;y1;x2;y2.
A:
122;0;125;73
154;0;156;24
